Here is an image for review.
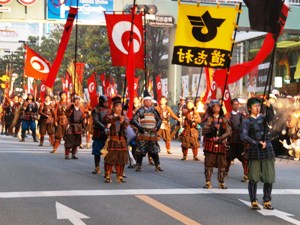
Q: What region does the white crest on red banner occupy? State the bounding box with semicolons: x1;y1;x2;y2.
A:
18;0;38;6
0;0;13;5
112;21;142;55
88;82;95;93
30;56;50;74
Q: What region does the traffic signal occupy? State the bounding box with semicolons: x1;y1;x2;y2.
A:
124;4;158;15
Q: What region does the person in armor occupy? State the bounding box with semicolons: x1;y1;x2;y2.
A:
225;98;249;182
180;99;201;161
84;102;93;149
202;100;232;189
11;95;23;137
64;96;85;159
91;95;109;174
131;93;163;172
20;94;38;142
103;96;129;183
51;91;71;153
38;94;55;146
155;96;180;154
2;97;13;135
241;97;275;210
170;97;186;140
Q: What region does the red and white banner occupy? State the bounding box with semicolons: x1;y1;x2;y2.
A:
27;77;34;94
24;46;51;80
45;7;78;88
65;72;73;93
40;81;46;102
156;75;162;100
221;86;232;114
209;80;217;100
105;12;144;69
87;73;98;108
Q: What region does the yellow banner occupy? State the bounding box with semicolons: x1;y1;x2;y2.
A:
172;4;239;68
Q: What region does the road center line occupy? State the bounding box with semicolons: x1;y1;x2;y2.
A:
0;189;300;199
136;195;202;225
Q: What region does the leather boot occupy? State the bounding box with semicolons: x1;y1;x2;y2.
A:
218;168;228;189
71;147;78;159
32;130;38;142
92;155;101;174
263;183;274;209
39;135;44;146
104;164;113;183
135;154;143;172
248;181;258;202
20;129;26;142
203;167;213;188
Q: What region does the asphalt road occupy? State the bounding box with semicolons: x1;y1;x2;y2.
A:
0;134;300;225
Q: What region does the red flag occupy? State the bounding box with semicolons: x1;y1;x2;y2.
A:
209;78;217;100
105;12;144;69
40;81;46;102
66;72;72;94
156;75;162;101
202;68;213;103
214;4;289;88
45;7;78;88
27;77;34;94
104;76;110;96
134;76;140;98
126;38;135;119
24;46;51;80
88;73;98;107
221;86;232;114
76;62;85;82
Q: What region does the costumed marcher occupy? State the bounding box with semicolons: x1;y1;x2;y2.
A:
84;102;93;149
131;92;163;172
51;91;71;153
64;96;85;159
11;95;23;137
20;94;38;142
170;97;186;140
225;98;249;182
202;100;232;189
2;97;13;135
180;99;201;161
103;96;129;183
155;96;180;154
38;94;55;146
241;97;275;210
91;95;109;174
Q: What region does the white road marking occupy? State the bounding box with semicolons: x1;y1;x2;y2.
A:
239;199;300;225
56;202;89;225
0;188;300;199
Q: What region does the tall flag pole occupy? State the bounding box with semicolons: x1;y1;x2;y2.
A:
45;7;78;88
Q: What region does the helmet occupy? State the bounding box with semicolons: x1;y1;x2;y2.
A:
99;95;108;105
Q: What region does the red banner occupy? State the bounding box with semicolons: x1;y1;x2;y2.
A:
40;81;46;102
202;68;213;103
126;38;135;119
221;86;232;114
45;7;78;88
65;72;72;94
156;75;162;101
88;73;98;108
27;77;34;94
214;4;289;88
105;12;144;69
24;46;51;80
76;62;85;82
209;79;217;100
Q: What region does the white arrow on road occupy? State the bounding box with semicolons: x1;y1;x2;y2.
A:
55;202;90;225
239;199;300;225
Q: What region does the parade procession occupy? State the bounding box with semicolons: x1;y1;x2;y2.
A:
2;0;300;225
